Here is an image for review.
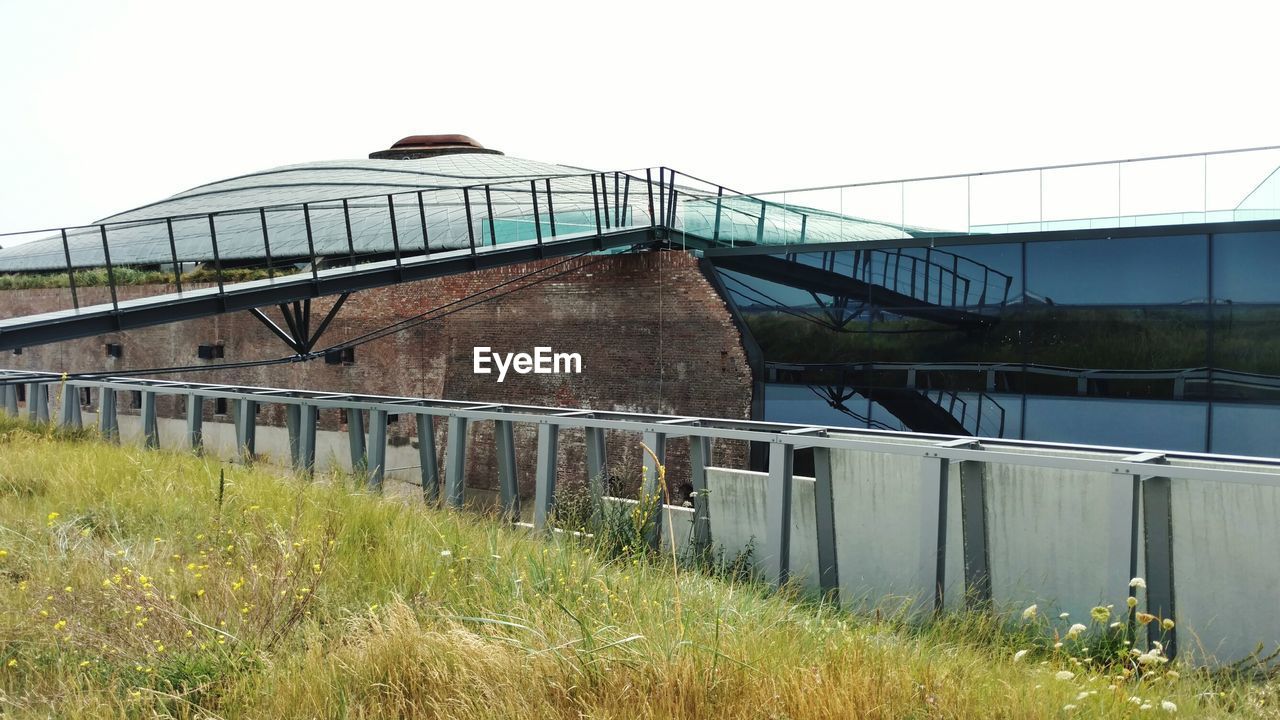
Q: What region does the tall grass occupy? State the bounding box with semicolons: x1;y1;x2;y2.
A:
0;266;296;291
0;417;1275;718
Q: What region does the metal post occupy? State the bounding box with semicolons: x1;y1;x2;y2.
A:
919;454;951;613
27;383;48;424
646;168;656;228
98;389;118;442
756;200;767;244
530;180;543;248
532;422;559;530
641;430;667;549
445;416;468;508
298;403;317;475
98;225;119;313
765;442;795;587
286;404;301;468
545;178;557;237
812;446;839;597
1143;472;1178;658
58;383;82;429
712;187;724;241
61;228;78;309
416;414;439;504
959;458;991;607
585;426;607;525
495;419;519;519
206;215;225;295
256;208;274;279
621;173;630;226
484;185;497;246
2;384;17;417
235;398;256;461
689;434;713;555
1114;453;1157;628
600;173;611;230
366;409;387;490
302;203;319;282
347;407;366;473
591;174;603;237
417;190;431;253
186;393;204;451
342;198;356;264
386;195;402;270
140;391;158;449
463;188;478;255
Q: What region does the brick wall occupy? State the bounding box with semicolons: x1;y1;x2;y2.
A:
1;250;753;501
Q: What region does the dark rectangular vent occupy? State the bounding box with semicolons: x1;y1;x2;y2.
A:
197;344;225;360
324;347;356;365
215;398;228;415
105;343;123;358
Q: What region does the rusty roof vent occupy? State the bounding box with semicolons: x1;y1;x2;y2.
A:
369;134;503;160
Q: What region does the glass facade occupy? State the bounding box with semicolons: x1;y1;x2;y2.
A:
713;228;1280;457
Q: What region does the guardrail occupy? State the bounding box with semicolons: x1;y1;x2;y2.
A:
6;368;1280;661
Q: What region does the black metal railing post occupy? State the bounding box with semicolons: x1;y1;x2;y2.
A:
166;218;183;291
303;202;319;283
463;187;478;255
545;178;556;238
600;173;611;230
342;198;356;266
620;173;631;226
530;180;543;248
98;225;119;313
484;185;497;247
258;208;274;279
591;174;603;237
386;195;402;271
712;186;724;242
417;190;431;254
60;228;78;309
646;168;656;228
206;215;225;295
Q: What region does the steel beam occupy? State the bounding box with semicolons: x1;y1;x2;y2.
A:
445;416;468;509
98;389;117;441
765;441;795;587
812;446;839;597
347;408;366;472
27;383;48;424
235;398;257;460
689;434;712;554
366;409;387;490
533;422;559;530
285;404;301;467
641;431;668;549
585;426;607;526
140;390;159;449
959;459;991;607
416;414;439;504
1143;472;1178;658
297;403;317;474
2;384;17;417
58;384;82;429
495;419;519;520
919;455;951;613
186;393;204;451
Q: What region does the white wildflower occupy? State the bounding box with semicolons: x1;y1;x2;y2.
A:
1141;703;1153;711
440;549;452;558
1013;649;1029;663
1161;700;1177;713
1130;577;1147;590
1022;604;1038;620
1066;623;1087;639
1060;612;1071;620
1063;704;1077;712
1055;670;1075;681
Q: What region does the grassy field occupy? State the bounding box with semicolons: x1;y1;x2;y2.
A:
1;416;1277;718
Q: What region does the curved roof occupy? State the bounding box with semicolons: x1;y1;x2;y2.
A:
0;152;914;272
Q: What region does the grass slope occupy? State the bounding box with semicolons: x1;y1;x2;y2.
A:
0;417;1275;718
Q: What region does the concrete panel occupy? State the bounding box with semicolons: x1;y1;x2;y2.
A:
827;441;964;615
705;468;820;591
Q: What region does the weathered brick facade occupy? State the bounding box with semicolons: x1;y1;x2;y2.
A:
1;250;753;501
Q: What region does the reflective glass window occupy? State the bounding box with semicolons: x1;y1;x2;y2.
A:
1026;234;1207;305
1213;231;1280;304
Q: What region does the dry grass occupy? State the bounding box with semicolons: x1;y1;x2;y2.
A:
0;416;1277;718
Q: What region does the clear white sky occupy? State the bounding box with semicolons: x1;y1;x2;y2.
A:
0;0;1276;232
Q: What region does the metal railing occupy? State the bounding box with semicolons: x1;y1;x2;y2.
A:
5;368;1280;660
